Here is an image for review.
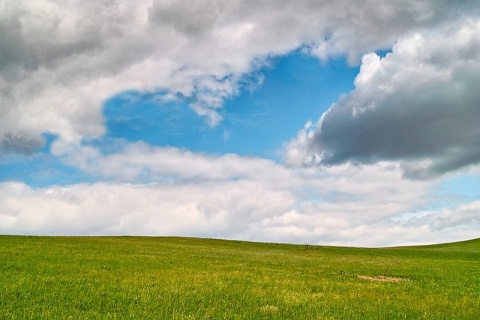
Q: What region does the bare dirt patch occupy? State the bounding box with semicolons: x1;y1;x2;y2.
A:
357;275;408;283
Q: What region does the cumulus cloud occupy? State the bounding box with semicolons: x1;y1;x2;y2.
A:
286;19;480;178
1;0;468;152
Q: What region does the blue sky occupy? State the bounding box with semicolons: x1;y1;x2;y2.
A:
1;1;479;247
1;52;359;186
103;52;358;159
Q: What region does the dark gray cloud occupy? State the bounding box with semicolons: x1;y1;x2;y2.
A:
291;20;480;179
1;132;44;154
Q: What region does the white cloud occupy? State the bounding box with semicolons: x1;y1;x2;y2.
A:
1;169;476;247
285;18;480;178
0;180;295;238
51;140;301;188
5;142;467;247
1;0;470;152
250;197;480;247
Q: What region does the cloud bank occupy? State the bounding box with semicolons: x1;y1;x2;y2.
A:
1;155;460;247
1;162;477;247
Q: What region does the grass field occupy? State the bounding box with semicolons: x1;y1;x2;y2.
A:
1;236;479;319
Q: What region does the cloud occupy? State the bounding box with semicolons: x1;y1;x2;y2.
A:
286;19;480;178
2;1;479;246
1;0;469;153
406;201;480;232
3;141;457;246
0;180;295;238
0;132;44;154
49;139;431;200
1;173;476;247
51;139;300;188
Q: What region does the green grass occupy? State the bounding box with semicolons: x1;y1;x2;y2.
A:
1;236;479;319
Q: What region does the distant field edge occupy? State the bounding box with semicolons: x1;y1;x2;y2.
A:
1;234;479;250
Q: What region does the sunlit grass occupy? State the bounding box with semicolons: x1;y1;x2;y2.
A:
1;236;479;319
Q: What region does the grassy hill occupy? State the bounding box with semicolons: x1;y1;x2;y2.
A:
1;236;479;319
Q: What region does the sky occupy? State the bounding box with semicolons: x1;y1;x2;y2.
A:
1;0;480;247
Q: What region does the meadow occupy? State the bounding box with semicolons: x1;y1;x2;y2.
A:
1;236;479;319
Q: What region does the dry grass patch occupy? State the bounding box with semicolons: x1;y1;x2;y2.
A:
259;305;279;312
357;275;408;283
